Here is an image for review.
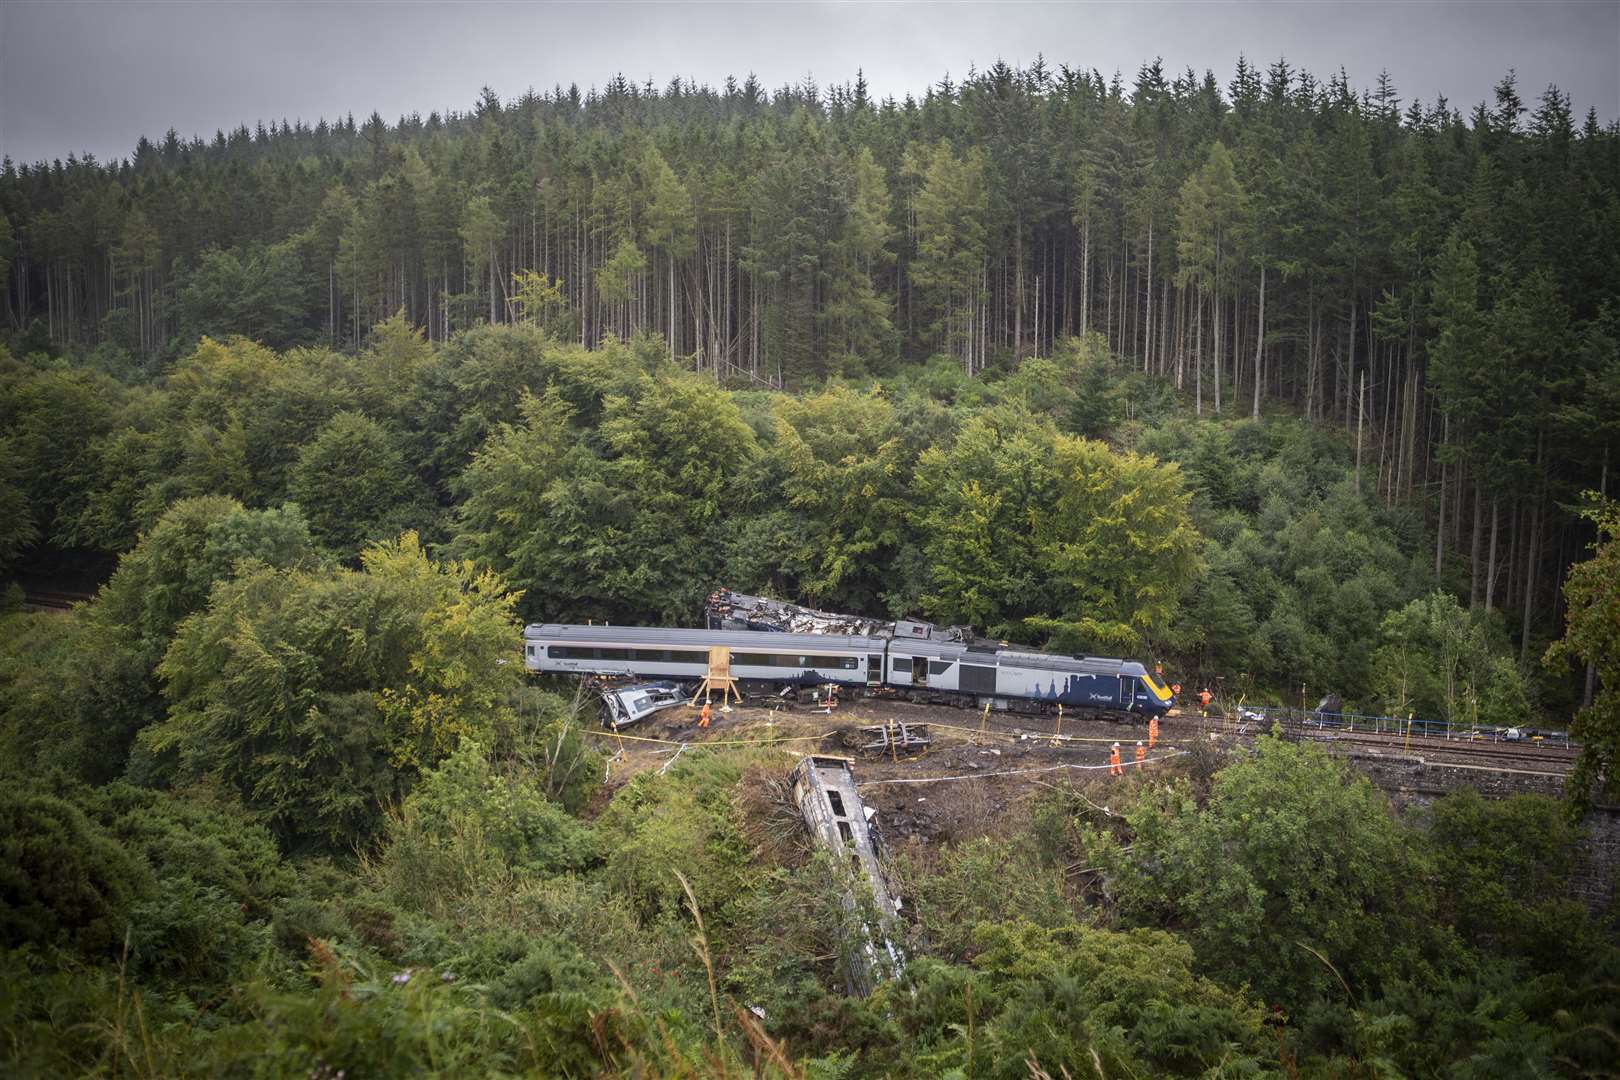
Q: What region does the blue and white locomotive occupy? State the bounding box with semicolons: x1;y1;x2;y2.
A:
521;622;1175;719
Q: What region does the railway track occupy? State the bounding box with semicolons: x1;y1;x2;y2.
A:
20;589;92;613
1154;711;1579;774
1289;731;1568;773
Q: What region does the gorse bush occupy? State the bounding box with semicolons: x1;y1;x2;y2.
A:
374;739;598;917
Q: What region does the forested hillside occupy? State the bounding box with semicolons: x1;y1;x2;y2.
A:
3;60;1617;681
5;57;1620;1077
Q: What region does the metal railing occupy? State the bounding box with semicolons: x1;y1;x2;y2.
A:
1199;703;1577;749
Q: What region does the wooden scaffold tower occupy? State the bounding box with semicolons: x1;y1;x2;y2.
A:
689;645;744;708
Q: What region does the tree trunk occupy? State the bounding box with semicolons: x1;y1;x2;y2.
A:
1355;370;1366;496
1520;496;1541;664
1470;477;1483;607
1079;221;1090;336
488;241;498;324
1435;414;1448;579
1484;496;1500;612
1013;223;1023;356
1194;288;1203;416
1252;263;1265;419
1143;220;1154;373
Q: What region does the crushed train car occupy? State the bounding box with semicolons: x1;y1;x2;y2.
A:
595;679;686;730
788;755;905;996
705;588;972;644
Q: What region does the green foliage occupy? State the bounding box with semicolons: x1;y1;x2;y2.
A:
0;608;155;782
456;368;759;622
373;739;597;916
914;406;1199;649
289;411;435;557
1099;738;1450;1011
1546;499;1620;812
771;386;907;610
889;921;1270;1078
1152;418;1427;698
0;785;151;958
1371;591;1529;726
95;495;319;658
0;354;123;547
899;838;1075;964
0;434;38;572
1426;790;1590;970
594;750;763;920
906;141;989;368
510;268;573;337
172;243;314;352
0;774;293;994
142;534;522;848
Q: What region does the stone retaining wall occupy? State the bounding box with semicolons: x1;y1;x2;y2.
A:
1339;750;1617;916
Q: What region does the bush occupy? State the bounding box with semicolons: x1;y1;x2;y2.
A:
0;786;151;958
1096;738;1457;1010
373;739;598;917
888;921;1270;1078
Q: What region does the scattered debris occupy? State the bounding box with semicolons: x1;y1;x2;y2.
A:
850;721;932;756
788;755;905;997
706;589;973;644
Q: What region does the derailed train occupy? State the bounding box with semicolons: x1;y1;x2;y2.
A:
521;621;1176;719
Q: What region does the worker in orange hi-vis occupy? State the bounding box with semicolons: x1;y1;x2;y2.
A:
1148;716;1159;749
1135;741;1146;767
1109;742;1123;776
1197;687;1213;716
699;701;711;729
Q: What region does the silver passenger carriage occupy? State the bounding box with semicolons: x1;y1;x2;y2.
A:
523;623;885;691
523;621;1175;717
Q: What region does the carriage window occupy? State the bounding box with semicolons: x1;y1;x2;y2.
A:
668;650;706;664
595;648;629;661
840;656;859;670
525;645;536;657
891;656;912;673
960;664;998;694
929;659;954;676
632;649;666;662
548;645;572;659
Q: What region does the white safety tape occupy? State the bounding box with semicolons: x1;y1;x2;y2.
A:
856;751;1188;787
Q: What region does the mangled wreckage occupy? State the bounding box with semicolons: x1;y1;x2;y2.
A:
789;755;905;996
705;588;972;643
595;680;686;730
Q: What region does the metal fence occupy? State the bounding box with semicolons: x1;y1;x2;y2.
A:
1205;703;1577;749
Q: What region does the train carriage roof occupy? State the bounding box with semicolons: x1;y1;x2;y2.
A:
523;623;884;651
525;623;1147;676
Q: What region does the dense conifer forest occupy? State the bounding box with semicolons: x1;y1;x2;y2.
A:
3;61;1617;666
3;59;1619;1076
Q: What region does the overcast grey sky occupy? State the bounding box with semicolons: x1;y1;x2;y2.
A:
2;1;1616;165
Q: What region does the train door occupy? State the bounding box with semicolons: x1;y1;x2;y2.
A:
1120;676;1133;712
888;655;916;687
866;654;882;687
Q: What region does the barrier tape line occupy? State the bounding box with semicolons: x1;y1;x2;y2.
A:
856;751;1190;786
585;713;1148;750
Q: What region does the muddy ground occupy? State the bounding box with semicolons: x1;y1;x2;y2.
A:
587;695;1214;844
